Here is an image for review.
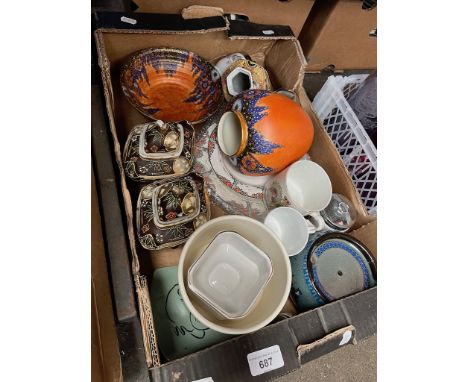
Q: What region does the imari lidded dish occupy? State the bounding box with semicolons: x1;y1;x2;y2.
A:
120;47;222;124
123;120;194;182
136;173;210;250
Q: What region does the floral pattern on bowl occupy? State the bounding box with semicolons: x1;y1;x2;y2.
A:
123;121;194;182
136;173;210;250
120;47;222;123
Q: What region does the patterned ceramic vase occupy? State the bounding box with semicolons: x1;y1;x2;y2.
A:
217;90;314;176
214;52;246;77
120;47;222;123
290;233;377;312
221;59;272;101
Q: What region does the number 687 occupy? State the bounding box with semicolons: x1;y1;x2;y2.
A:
259;357;273;369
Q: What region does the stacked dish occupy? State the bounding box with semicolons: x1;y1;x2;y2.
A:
178;216;291;335
188;231;273;320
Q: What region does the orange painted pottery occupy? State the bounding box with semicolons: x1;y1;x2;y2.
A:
221;59;272;101
217;90;314;176
121;48;222;124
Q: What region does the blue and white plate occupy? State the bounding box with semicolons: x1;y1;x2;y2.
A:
309;234;376;301
290;232;376;312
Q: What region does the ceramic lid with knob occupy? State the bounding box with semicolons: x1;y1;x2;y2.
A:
320;193;357;232
308;233;376;302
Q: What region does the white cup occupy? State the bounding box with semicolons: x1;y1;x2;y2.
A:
264;207;325;256
263;160;332;215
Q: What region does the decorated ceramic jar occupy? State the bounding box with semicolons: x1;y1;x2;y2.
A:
217;90;314;176
290;232;377;312
213;52;246;77
220;59;272;101
136;173;210;250
122;120;194;182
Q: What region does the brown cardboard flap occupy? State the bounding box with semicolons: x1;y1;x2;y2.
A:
297;325;356;364
95;30;143;278
91;169;123;381
300;0;377;71
96;29;276;67
93;10;228;33
228;20;295;40
93;11;296;41
181;5;224;19
131;0;316;37
136;275;160;367
349;220;377;259
266;40;306;91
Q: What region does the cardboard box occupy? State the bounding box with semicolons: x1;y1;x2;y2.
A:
93;11;377;381
299;0;377;71
92;81;151;381
132;0;316;37
91;168;123;382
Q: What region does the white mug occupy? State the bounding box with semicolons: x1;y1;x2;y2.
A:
264;207;325;256
263;160;332;215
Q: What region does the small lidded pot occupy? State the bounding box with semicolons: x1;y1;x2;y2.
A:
136;173;210;250
123;120;194;182
319;193;357;232
306;193;357;234
217;90;314;176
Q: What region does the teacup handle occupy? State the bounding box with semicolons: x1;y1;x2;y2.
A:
304;212;326;234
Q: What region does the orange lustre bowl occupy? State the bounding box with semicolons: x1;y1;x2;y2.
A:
121;48;222;124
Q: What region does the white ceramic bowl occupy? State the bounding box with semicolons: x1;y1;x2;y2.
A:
178;216;291;335
264;207;311;256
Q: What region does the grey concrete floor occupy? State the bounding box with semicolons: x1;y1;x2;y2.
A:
276;336;376;382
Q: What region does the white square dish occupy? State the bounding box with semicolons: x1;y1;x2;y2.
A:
187;231;273;320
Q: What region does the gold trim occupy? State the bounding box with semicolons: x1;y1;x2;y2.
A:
233;110;248;157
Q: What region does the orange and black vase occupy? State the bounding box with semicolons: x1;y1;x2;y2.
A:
217;90;314;176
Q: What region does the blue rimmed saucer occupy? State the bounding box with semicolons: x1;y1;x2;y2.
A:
290;232;376;312
309;233;376;302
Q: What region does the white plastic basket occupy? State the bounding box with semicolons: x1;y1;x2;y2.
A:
313;75;377;214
